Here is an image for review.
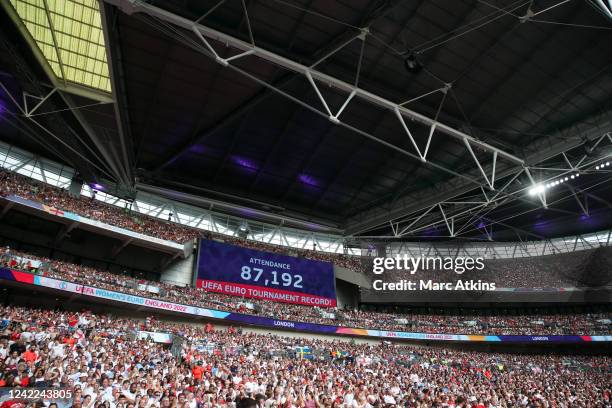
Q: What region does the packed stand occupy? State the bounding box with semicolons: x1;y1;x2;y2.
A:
0;170;199;244
367;249;611;289
1;249;610;336
0;305;611;408
0;169;363;271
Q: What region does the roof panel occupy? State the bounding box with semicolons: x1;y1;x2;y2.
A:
8;0;111;92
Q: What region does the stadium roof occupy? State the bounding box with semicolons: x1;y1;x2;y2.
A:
8;0;112;93
0;0;611;242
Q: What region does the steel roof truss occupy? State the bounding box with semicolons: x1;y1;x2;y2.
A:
389;138;611;239
565;184;590;216
104;0;525;193
23;88;57;117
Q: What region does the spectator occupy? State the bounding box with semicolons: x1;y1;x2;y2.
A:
0;305;609;407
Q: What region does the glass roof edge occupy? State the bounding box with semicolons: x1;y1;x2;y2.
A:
3;0;114;97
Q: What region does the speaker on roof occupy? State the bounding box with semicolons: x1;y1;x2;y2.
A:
68;176;83;198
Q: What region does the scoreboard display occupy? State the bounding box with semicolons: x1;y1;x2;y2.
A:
196;239;337;307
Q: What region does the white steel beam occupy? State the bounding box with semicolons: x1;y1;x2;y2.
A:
41;0;67;85
396;149;610;239
438;204;455;237
23;88;57;116
346;111;611;235
397;205;436;235
565;185;589;216
310;30;365;68
103;0;524;166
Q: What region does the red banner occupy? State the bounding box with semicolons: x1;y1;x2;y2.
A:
197;279;337;307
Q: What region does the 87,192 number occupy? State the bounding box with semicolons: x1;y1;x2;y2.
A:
241;266;303;288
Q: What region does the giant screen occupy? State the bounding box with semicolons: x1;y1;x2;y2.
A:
196;239;337;307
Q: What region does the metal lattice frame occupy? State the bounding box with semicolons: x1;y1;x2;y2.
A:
392;133;612;239
103;0;527;198
379;132;612;240
387;228;612;259
0;80;131;186
346;111;612;235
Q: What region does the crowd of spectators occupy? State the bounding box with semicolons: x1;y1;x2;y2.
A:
0;305;610;407
369;249;611;289
338;309;611;336
1;249;610;336
0;171;198;244
0;170;363;271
